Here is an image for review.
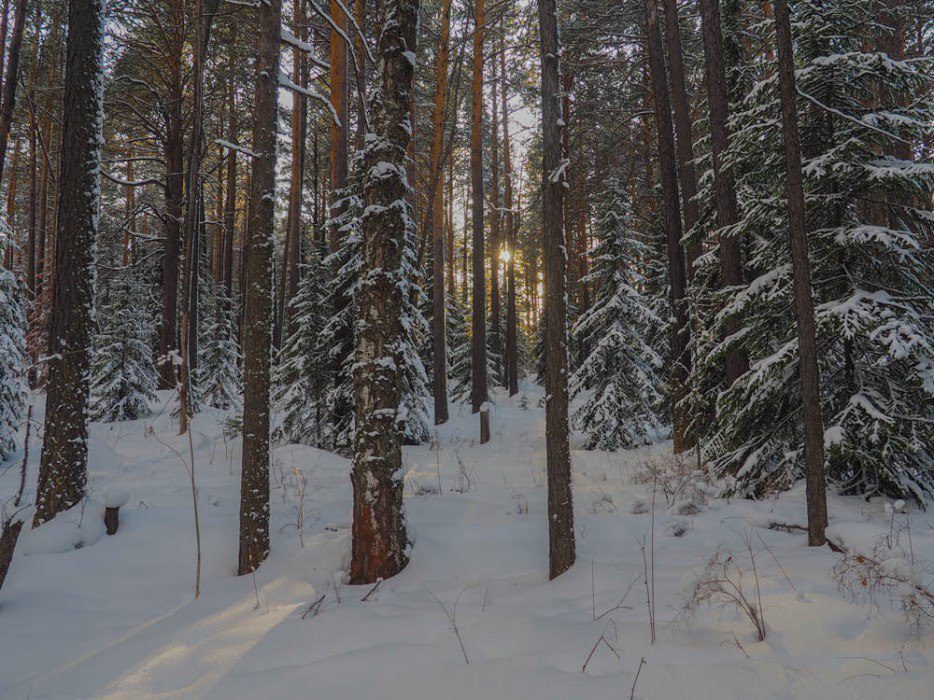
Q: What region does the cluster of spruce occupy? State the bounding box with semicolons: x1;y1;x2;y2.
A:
567;1;932;504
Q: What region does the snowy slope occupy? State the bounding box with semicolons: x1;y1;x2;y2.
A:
1;384;932;699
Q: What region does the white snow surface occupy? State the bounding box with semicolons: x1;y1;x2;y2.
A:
1;384;933;699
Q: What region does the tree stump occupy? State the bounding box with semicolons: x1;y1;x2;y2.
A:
479;402;491;444
104;489;129;536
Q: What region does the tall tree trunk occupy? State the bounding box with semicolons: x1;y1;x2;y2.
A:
501;37;518;397
469;0;488;413
644;0;691;452
489;61;502;385
699;0;749;388
238;0;281;575
428;0;452;424
159;1;185;390
661;0;701;276
278;0;308;347
34;0;105;526
773;0;827;547
350;0;419;585
538;0;575;580
223;68;237;297
353;0;367;151
328;0;349;252
179;0;223;421
0;0;26;184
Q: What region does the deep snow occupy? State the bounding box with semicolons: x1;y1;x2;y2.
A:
1;384;932;699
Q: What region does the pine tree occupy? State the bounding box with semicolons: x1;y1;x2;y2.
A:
571;183;665;450
89;266;158;422
0;263;26;460
196;280;242;411
275;246;328;445
707;0;934;503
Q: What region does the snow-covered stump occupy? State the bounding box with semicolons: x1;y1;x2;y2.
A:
104;490;129;536
479;402;491;444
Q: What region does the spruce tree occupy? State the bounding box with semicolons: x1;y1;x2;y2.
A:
196;280;242;411
89;265;157;423
0;264;26;460
275;246;328;445
571;184;665;450
707;0;934;502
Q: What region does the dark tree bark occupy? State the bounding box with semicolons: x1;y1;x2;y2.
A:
350;0;419;585
328;0;349;252
223;69;237;297
643;0;691;452
773;0;827;547
179;0;223;416
489;61;502;386
699;0;749;388
34;0;105;526
538;0;575;580
0;0;26;184
501;38;518;397
661;0;701;276
469;0;488;413
238;0;281;575
428;0;452;424
159;0;185;390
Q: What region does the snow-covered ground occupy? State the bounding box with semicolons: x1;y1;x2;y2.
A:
1;384;932;699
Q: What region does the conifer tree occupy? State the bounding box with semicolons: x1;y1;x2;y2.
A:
275;246;329;445
0;262;26;459
196;280;242;411
707;0;934;503
89;266;158;423
571;184;665;449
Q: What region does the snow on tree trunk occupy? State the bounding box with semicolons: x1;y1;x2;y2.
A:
537;0;575;581
33;0;105;526
349;0;420;585
238;0;281;576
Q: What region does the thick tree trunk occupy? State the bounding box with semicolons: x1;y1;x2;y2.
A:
644;0;691;452
469;0;488;413
428;0;452;424
661;0;701;276
699;0;749;388
538;0;575;580
773;0;827;547
238;0;281;575
34;0;105;526
0;0;26;184
350;0;419;585
501;39;518;397
328;0;349;252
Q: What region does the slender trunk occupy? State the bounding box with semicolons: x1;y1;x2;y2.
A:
773;0;827;547
26;111;36;296
501;38;518;396
644;0;691;452
328;0;349;252
124;156;135;266
489;62;502;385
350;0;419;584
699;0;749;388
661;0;701;276
538;0;575;580
160;4;185;389
238;0;281;575
34;0;105;526
469;0;488;412
0;0;27;184
223;70;237;296
428;0;452;424
353;0;366;151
